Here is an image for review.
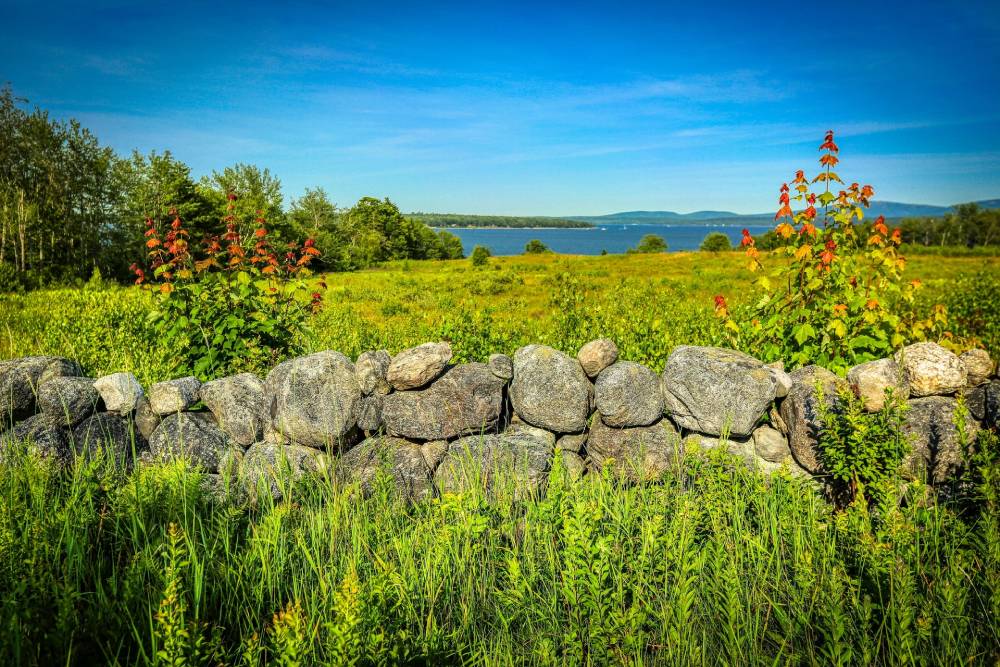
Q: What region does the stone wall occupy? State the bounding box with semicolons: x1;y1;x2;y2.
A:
1;340;997;500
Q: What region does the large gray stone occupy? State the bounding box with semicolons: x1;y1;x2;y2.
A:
847;358;908;412
510;345;590;434
1;413;71;461
586;418;682;483
149;412;232;472
421;440;450;471
577;339;618;378
134;396;162;442
752;425;791;464
382;363;505;440
895;342;966;397
356;350;392;395
336;436;434;502
199;373;267;446
960;349;994;386
356;393;384;432
487;354;514;381
149;376;202;415
71;412;140;465
556;433;588;453
37;376;102;426
902;396;980;484
434;424;556;498
387;342;452;391
0;356;81;424
242;441;332;501
661;346;778;437
266;351;360;450
985;380;1000;429
93;372;143;414
780;365;848;474
595;361;663;428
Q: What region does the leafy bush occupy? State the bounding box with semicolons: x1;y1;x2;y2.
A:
470;245;492;267
524;239;552;254
136;195;321;379
716;131;938;373
699;231;732;252
628;234;668;254
816;384;910;509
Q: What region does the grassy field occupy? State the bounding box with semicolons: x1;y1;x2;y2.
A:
2;250;999;385
1;437;998;665
1;249;999;665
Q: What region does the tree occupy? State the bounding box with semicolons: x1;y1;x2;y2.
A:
699;231;732;252
471;245;491;267
288;187;341;269
199;163;287;237
629;234;668;254
435;229;464;259
110;150;215;277
336;196;464;269
524;239;552;254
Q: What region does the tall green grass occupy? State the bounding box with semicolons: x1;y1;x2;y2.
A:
0;437;997;665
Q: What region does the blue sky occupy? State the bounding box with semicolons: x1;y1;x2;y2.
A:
2;0;999;215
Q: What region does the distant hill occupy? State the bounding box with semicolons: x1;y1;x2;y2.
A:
563;199;1000;226
409;212;591;228
407;199;1000;229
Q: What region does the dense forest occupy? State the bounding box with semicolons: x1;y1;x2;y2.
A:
408;212;591;228
0;86;463;291
751;204;1000;251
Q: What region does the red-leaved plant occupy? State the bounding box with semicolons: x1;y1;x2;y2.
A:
714;131;947;373
133;193;323;378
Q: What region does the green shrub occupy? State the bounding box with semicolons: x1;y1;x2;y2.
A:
699;231;732;252
628;234;667;254
816;384;910;509
524;239;552;254
470;245;492;267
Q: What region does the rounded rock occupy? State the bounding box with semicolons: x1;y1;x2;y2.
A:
149;412;232;472
383;363;505;440
895;342;966;397
356;350;392;395
846;357;908;412
510;345;590;434
199;373;267;446
149;376;202;415
577;339;619;378
266;351;360;450
960;348;994;386
780;365;847;474
93;372;144;415
37;376;102;426
752;425;791;463
595;361;664;428
487;353;514;381
661;346;778;438
336;436;434;502
387;342;452;391
586;418;682;483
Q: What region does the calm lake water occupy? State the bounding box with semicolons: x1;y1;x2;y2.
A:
437;223;772;256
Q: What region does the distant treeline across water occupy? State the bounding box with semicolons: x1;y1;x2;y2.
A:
435;224;772;255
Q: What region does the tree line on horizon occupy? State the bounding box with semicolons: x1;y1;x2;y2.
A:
0;86;463;291
2;85;997;291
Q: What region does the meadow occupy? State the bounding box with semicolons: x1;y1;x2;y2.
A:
1;249;1000;665
2;249;999;385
